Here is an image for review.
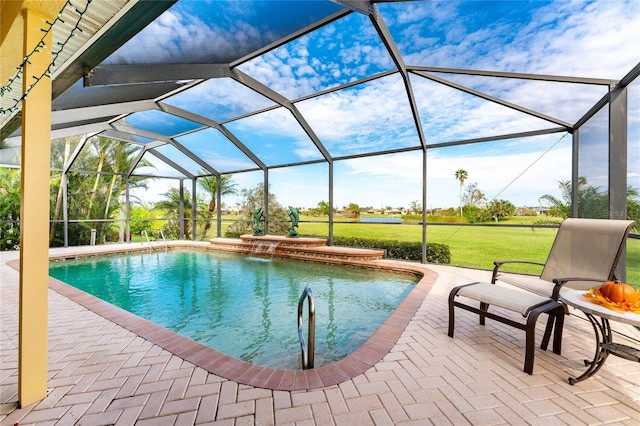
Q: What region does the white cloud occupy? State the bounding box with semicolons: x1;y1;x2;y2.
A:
108;4;271;64
399;6;634;140
296;74;419;154
238;10;395;99
120;1;639;212
164;78;276;121
398;0;639;78
327;133;573;209
520;0;640;80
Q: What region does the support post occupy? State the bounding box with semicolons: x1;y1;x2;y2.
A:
18;8;52;408
179;179;185;239
609;86;627;221
192;178;197;240
571;130;579;218
328;162;333;245
263;169;269;235
422;148;427;263
125;177;130;242
216;176;222;238
62;172;68;247
609;86;628;280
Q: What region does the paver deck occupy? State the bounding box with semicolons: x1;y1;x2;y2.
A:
1;245;639;425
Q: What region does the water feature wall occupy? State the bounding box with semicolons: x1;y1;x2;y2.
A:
209;235;386;266
250;241;279;259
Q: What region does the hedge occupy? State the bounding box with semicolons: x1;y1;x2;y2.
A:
330;236;451;264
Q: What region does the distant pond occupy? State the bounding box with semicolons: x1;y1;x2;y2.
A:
359;217;403;224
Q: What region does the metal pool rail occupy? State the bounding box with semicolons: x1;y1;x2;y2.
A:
298;286;315;369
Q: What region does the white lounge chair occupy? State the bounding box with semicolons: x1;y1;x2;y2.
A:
448;218;636;374
492;218;636;300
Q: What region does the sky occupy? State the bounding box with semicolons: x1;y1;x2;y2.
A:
104;0;640;210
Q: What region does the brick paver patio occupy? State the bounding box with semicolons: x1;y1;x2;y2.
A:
1;245;639;425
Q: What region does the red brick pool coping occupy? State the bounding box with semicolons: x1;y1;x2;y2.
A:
9;245;438;391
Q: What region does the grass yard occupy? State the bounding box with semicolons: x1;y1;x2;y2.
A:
295;220;640;288
301;222;555;274
213;216;639;288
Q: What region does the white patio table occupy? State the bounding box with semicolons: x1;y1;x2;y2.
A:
560;289;640;385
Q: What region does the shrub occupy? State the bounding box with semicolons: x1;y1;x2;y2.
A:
426;215;465;223
225;183;290;237
224;228;243;238
533;218;562;226
463;205;492;223
331;236;450;264
401;214;421;223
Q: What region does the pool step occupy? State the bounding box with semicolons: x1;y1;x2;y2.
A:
208;235;385;264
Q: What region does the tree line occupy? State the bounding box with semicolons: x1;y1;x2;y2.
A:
0;135;239;249
1;143;639;251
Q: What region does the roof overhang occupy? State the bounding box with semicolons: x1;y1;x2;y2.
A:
0;0;176;139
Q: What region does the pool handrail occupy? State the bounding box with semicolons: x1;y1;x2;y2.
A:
158;229;168;250
141;230;152;253
297;286;315;369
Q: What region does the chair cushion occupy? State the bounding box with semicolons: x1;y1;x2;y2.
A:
495;273;555;298
457;282;553;316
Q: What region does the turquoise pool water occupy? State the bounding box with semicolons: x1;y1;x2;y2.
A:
49;249;417;369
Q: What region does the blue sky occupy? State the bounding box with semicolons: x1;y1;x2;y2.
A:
111;0;640;210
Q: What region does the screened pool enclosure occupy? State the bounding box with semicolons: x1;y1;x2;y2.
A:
1;0;639;254
2;0;640;408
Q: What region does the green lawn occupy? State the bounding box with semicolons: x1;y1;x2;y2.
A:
213;216;639;288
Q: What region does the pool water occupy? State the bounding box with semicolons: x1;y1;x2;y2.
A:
49;249;417;369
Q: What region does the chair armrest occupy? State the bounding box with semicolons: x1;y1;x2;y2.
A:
492;260;546;283
551;277;604;300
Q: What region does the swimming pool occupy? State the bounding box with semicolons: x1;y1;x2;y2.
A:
49;249;417;369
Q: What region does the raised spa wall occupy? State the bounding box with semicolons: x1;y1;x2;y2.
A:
209;235;385;264
209;235;426;278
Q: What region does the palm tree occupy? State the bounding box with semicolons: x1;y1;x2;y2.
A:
0;168;21;250
455;169;468;216
155;187;195;239
49;136;75;242
102;141;150;219
86;137;110;215
49;136;152;246
198;173;238;240
538;178;577;218
539;177;639;229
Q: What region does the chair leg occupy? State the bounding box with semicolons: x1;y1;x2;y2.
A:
524;308;542;375
540;314;555;351
524;303;564;374
448;283;564;375
479;302;489;326
448;288;457;338
552;306;564;355
540;307;565;354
